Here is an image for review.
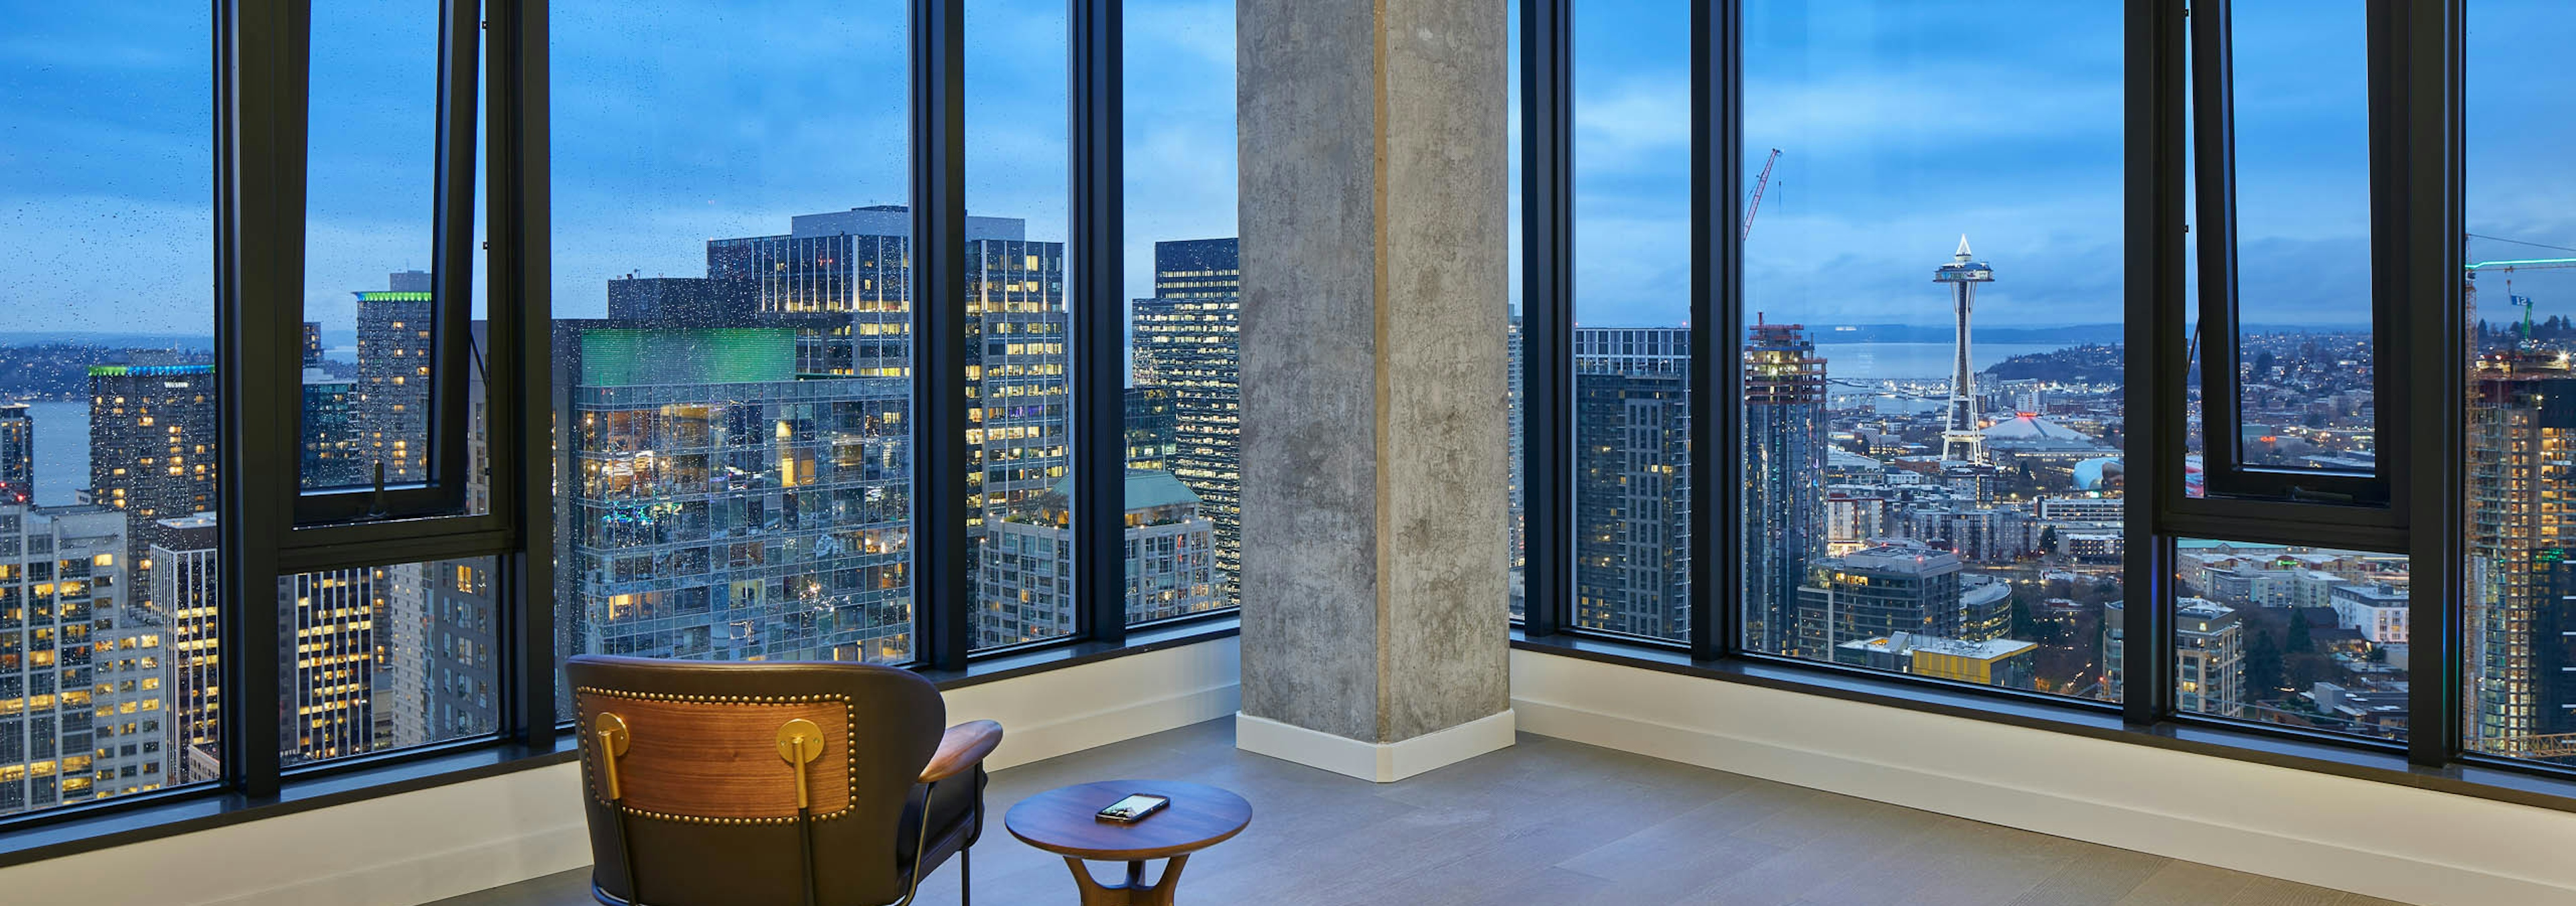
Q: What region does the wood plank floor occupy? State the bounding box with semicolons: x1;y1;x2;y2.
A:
432;717;2406;906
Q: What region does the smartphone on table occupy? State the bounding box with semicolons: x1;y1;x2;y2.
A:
1096;793;1171;823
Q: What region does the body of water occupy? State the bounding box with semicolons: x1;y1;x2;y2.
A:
25;400;89;507
1811;342;2063;381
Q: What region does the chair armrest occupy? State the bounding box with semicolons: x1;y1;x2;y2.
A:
920;719;1003;783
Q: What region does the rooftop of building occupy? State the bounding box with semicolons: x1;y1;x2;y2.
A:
1838;632;2035;661
1823;541;1962;576
1980;412;2097;443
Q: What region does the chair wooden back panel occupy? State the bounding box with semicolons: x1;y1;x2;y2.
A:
564;654;947;906
576;689;852;820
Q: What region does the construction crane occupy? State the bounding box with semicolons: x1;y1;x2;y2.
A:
1743;148;1782;242
2466;256;2576;342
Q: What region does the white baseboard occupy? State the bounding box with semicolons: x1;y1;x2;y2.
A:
1512;649;2576;906
1236;709;1515;783
1;636;1242;906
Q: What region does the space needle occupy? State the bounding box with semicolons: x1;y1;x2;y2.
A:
1933;235;1994;462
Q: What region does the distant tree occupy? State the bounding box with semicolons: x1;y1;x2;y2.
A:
2246;630;2286;695
2287;608;2315;652
2254;350;2277;380
2039;526;2061;555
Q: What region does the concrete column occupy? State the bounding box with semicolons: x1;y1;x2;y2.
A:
1234;0;1513;783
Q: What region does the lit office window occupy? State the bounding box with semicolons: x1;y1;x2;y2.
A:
1740;1;2124;701
2167;540;2409;742
276;558;502;766
966;0;1077;650
0;4;217;814
2463;0;2576;767
1122;0;1240;628
549;3;919;679
1570;0;1693;644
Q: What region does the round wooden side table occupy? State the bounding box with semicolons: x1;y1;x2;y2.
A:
1004;779;1252;905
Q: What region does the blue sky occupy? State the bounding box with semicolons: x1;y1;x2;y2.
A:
3;1;2572;340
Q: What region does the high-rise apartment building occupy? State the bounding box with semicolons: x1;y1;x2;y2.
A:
303;321;325;368
553;323;915;664
87;363;217;599
354;271;436;486
1130;238;1243;603
1572;328;1693;638
0;503;164;816
2465;348;2576;759
977;470;1220;646
1744;319;1827;652
0;404;31;504
2174;597;2245;717
1794;541;1964;658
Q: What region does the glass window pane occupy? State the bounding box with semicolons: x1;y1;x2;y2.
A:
1507;0;1526;620
1571;0;1693;643
2165;540;2408;742
302;2;468;496
1;5;216;815
278;557;500;765
1740;1;2124;701
2463;0;2576;766
2212;3;2381;477
551;2;917;683
967;0;1075;650
1123;0;1238;627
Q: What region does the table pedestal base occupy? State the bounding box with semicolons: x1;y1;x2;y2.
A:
1063;854;1191;905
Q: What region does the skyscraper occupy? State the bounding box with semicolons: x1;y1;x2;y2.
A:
1744;319;1827;652
0;503;164;816
281;564;386;762
2465;348;2576;759
149;513;221;784
1933;236;1995;463
87;363;217;598
1125;387;1177;472
301;370;362;489
0;404;31;504
1572;328;1693;638
553;323;915;664
303;321;325;368
1130;238;1243;602
354;272;436;486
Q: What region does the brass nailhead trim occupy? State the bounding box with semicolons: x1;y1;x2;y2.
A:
574;686;860;822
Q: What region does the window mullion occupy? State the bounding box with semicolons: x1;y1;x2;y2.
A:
217;0;309;799
914;0;972;671
1690;0;1738;662
1071;0;1126;648
2395;0;2464;770
1519;0;1572;639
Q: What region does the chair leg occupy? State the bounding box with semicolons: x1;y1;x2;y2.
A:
960;845;971;906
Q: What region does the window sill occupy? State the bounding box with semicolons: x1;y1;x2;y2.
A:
0;617;1241;870
1512;630;2576;816
930;613;1239;689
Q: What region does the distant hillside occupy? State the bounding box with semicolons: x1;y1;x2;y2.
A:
0;343;215;401
1986;344;2123;383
